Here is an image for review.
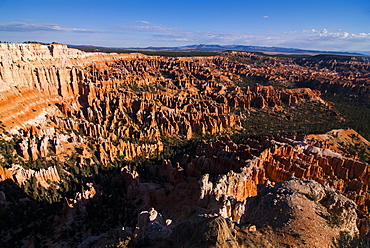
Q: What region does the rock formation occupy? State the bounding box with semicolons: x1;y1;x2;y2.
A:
0;43;369;247
0;164;60;188
107;178;359;248
241;178;358;247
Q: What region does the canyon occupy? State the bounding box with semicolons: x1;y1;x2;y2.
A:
0;43;369;247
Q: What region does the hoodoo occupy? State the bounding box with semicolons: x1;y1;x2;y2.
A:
0;43;369;247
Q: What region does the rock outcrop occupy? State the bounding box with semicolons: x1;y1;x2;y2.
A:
241;178;358;247
171;215;239;248
108;178;359;248
0;164;60;188
258;138;370;219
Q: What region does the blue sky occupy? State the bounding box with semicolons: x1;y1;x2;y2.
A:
1;0;370;52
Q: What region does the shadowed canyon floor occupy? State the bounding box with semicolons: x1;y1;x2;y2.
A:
0;43;370;247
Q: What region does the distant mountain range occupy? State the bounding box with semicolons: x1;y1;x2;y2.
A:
69;44;365;56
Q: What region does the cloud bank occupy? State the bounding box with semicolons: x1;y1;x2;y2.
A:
1;21;369;51
0;22;97;33
113;21;370;51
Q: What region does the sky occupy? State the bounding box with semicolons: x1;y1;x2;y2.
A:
1;0;370;52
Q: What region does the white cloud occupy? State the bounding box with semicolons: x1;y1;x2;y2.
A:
114;21;180;34
112;23;370;51
115;25;167;32
279;28;370;51
136;20;152;25
0;22;97;33
3;20;368;51
304;28;370;39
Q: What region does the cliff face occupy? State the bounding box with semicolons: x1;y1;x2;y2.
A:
0;43;87;130
0;43;144;129
0;43;86;62
0;43;88;94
